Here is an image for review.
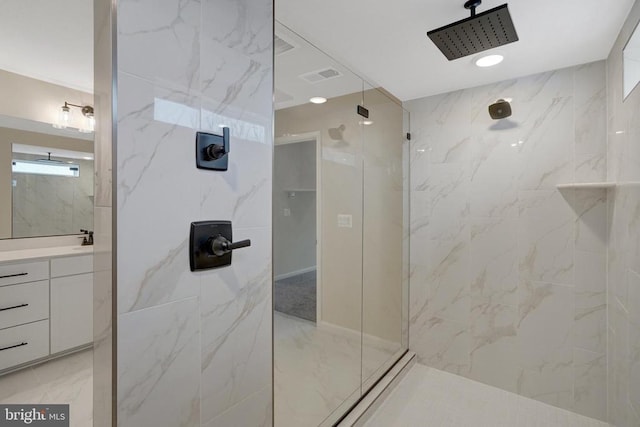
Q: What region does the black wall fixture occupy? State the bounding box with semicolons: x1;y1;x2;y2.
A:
196;127;230;171
189;221;251;271
427;1;519;61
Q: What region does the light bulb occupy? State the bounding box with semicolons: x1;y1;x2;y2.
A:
81;115;96;133
54;105;71;129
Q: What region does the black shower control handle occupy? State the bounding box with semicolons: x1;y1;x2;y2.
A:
208;235;251;257
203;127;230;160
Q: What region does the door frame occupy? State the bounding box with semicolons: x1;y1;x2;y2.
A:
274;131;322;323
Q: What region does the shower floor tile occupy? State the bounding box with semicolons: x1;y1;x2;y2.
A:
275;312;400;427
364;364;610;427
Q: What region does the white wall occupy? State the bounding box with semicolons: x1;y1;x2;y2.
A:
406;61;608;420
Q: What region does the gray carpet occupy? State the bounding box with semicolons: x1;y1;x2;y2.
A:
274;271;317;322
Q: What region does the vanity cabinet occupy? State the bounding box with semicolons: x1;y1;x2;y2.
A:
50;255;93;353
0;253;93;374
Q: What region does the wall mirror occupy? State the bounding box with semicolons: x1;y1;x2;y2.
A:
0;0;94;240
623;21;640;99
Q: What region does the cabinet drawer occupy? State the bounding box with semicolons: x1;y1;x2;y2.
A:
0;261;49;287
0;320;49;372
51;255;93;278
0;280;49;330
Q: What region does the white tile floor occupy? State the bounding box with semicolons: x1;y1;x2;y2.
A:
365;364;610;427
275;312;402;427
0;349;93;427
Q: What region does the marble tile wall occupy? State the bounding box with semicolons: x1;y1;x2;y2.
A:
97;0;274;425
406;61;608;421
606;1;640;425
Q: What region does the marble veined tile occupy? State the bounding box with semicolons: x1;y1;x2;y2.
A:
116;74;201;314
470;217;518;307
274;313;361;427
118;0;200;90
201;0;272;67
118;298;200;427
200;227;272;424
204;386;272;427
573;349;606;421
469;134;521;218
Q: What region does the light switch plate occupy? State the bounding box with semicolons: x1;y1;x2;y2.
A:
337;214;352;228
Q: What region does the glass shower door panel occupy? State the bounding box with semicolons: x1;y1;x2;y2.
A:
361;85;406;392
273;22;363;427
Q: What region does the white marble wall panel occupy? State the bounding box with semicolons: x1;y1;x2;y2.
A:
114;0;273;425
607;2;640;424
407;61;608;421
200;227;272;424
118;298;201;426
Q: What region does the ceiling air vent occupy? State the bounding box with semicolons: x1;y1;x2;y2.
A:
299;68;342;84
275;35;296;56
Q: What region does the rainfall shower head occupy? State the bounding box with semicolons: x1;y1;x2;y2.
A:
427;0;519;61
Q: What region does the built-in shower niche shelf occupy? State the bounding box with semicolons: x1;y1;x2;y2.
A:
556;182;617;190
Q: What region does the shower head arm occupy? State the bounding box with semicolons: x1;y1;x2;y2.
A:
464;0;482;17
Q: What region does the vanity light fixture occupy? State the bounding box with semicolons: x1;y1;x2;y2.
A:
54;101;95;132
475;54;504;67
310;97;327;104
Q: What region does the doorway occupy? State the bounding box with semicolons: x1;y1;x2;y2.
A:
273;133;321;323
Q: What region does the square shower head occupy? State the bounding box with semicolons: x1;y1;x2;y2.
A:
427;4;519;61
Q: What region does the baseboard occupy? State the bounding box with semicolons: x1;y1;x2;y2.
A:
274;266;316;281
337;351;416;427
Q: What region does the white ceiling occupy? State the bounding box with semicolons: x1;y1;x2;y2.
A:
276;23;365;110
277;0;635;101
0;0;93;93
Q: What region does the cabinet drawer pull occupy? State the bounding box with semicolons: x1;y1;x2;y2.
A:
0;272;28;279
0;303;29;312
0;342;27;352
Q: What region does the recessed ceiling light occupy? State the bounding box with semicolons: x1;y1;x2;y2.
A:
476;54;504;68
616;130;625;134
83;156;93;160
218;124;228;128
359;120;374;126
310;97;327;104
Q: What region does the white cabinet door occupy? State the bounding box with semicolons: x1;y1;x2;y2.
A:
50;273;93;354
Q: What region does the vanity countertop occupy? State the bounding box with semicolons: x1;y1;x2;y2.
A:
0;245;94;264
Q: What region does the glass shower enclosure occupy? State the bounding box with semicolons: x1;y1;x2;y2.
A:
273;22;410;426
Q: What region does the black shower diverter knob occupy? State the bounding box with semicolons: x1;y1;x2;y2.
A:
208;235;251;257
